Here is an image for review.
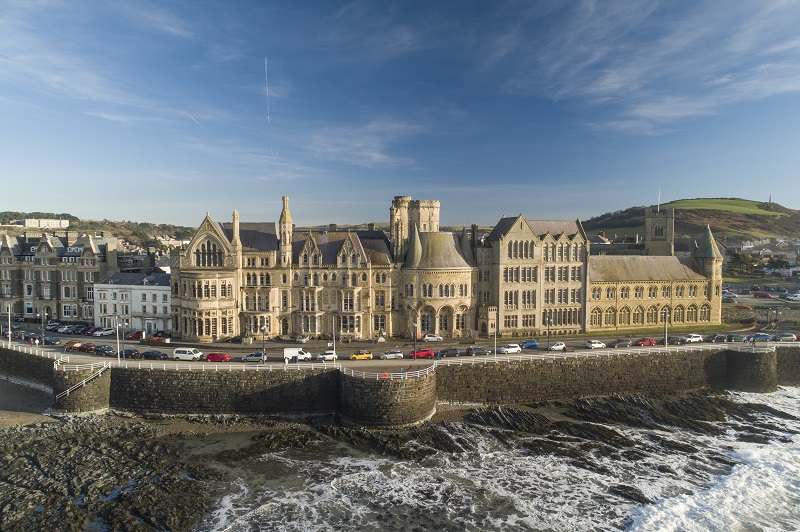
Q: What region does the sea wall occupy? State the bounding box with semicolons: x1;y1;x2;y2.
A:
108;367;340;415
339;370;437;428
0;346;58;388
435;350;731;404
776;346;800;386
3;344;797;427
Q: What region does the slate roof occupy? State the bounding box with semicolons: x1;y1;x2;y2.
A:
486;216;584;241
404;231;471;269
589;255;707;283
218;222;278;251
291;230;393;266
98;272;171;286
691;226;724;259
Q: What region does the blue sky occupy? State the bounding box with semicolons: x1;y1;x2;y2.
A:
2;1;800;229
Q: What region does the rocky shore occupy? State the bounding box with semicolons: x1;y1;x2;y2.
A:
0;384;796;531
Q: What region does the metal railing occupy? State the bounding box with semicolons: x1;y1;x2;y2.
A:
89;360;342;372
55;361;112;400
341;364;436;380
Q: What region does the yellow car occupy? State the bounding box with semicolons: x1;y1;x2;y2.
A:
349;350;373;360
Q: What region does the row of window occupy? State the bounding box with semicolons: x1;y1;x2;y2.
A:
591;284;704;300
589;304;711;326
505;240;586;262
404;283;471;298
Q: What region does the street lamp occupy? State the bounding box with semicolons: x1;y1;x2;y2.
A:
37;311;47;346
413;320;417;356
663;309;670;346
494;309;498;362
115;317;121;366
260;325;266;355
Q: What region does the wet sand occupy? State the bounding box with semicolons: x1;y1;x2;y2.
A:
0;378;57;428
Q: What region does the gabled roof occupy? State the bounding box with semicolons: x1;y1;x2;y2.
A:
486;216;584;242
288;230;393;266
218;222;278;251
589;255;707;283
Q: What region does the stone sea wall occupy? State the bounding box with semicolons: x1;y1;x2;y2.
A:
3;345;799;427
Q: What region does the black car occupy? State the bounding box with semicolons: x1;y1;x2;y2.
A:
438;348;461;357
706;334;728;343
94;345;115;356
44;336;61;345
122;348;141;359
142;350;167;360
225;336;245;343
609;339;633;348
466;346;489;356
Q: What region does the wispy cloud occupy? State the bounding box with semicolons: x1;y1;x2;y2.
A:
308;120;423;167
493;1;800;132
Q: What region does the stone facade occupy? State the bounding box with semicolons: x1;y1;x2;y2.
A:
94;272;172;335
169;196;722;343
0;231;120;324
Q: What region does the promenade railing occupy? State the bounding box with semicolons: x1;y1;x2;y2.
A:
341;365;435;380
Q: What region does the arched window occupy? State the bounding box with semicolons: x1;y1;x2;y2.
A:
606;287;616;299
647;305;659;324
619;306;631;325
210;284;216;297
699;304;711;322
508;242;513;258
674;305;685;323
633;306;644;325
604;307;616;326
687;304;698;322
654;224;664;238
590;308;602;327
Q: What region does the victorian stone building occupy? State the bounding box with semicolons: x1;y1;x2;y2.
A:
170;196;722;343
0;231;121;324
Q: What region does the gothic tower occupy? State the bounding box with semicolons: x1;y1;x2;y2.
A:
279;196;293;266
644;207;674;256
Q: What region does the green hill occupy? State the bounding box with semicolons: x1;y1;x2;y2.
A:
582;198;800;241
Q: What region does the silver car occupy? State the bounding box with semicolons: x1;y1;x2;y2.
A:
242;352;267;363
379;349;404;360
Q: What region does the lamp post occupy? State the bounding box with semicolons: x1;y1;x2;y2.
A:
547;316;552;351
413;320;417;357
37;311;47;345
663;309;670;347
260;325;266;355
121;319;127;361
493;309;498;362
115;316;121;366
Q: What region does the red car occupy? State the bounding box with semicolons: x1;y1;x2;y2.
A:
409;347;435;359
125;330;145;340
205;352;231;362
78;342;97;352
634;338;656;346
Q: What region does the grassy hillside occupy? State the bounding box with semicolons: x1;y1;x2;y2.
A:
583;198;800;241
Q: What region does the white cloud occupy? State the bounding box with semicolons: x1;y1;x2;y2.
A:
308;120;422;167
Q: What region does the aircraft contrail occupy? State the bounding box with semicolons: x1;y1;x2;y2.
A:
183;110;203;129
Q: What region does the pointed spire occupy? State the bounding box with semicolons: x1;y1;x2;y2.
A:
691;225;723;259
404;223;422;268
279;195;292;226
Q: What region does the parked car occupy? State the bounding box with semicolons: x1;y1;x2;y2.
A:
225;336;245;343
295;334;310;344
379;349;404;360
64;340;83;351
609;339;632;348
680;334;703;344
78;343;97;352
409;347;435;359
499;344;522;354
722;291;738;298
438;348;461;357
206;352;232;362
787;295;800;302
520;339;539;349
93;327;115;337
466;346;490;356
706;334;728;343
317;349;338;361
121;348;141;359
548;342;568;351
43;336;61;345
242;352;267;363
422;333;443;342
83;327;101;336
634;338;657;346
775;333;797;342
752;333;772;341
142;350;168;360
727;334;745;342
349;350;373;360
752;292;772;298
125;330;145;340
173;348;203;361
94;345;115;356
586;340;606;349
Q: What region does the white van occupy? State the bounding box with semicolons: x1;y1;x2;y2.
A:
173;347;202;361
283;347;312;362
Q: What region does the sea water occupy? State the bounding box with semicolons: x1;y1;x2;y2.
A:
194;387;800;531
